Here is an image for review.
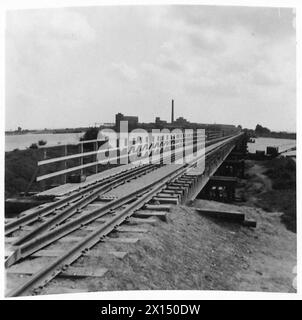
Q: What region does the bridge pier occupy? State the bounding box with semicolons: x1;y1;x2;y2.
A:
215;159;245;179
188;135;247;203
226;133;248;160
198;176;237;202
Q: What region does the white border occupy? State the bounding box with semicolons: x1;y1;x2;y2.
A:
0;0;300;300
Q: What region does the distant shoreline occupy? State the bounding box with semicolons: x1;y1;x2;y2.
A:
256;133;296;140
5;130;85;136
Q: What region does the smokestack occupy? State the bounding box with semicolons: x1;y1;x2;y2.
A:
171;99;174;123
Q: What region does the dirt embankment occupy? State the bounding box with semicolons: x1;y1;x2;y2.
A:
41;202;296;295
40;158;296;295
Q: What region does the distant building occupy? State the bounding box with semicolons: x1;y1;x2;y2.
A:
155;117;167;126
115;113;139;128
174;116;188;124
115;113;139;131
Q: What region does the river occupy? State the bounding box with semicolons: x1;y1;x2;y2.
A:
5;132;84;152
5;133;297;156
248;137;296;157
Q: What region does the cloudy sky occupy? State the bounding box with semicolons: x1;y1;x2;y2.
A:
5;5;296;131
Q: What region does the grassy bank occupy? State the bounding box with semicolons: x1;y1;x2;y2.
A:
260;158;296;233
242;158;296;233
5;149;41;198
5;143;118;198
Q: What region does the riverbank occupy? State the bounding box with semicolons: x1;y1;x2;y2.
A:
5;149;41;198
247;137;296;155
5;132;84;152
237;158;296;232
5;145;114;199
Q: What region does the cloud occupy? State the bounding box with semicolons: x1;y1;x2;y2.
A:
7;9;96;43
111;62;138;81
5;6;296;131
168;6;295;39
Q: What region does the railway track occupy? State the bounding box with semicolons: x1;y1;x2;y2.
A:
5;133;242;297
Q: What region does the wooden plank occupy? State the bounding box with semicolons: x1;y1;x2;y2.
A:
40;287;89;294
81;225;97;231
98;195;118;201
5;237;19;244
178;179;194;184
183;175;197;180
7;260;48;275
7;265;108;278
172;182;190;187
153;197;178;205
21;225;37;231
5;248;15;259
165;186;183;190
194;207;245;222
32;249;128;259
32;249;63;257
156;193;179;198
162;189;183;194
144;204;171;211
86;203;107;209
128;218;158;225
58;236;83;243
134;210;167;221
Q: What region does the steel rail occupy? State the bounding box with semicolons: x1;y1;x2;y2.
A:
5;163;154;235
6;161;193;297
5;164;186;268
6;133;243;297
7;136;202;235
6;133;242;268
11;164;158;246
6;132;244;296
6;133;239;235
9;136;204;240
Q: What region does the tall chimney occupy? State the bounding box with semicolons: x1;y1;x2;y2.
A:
171;99;174;123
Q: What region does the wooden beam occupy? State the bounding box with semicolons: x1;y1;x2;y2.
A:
210;176;238;183
144;204;171;211
153;197;178;205
194;207;245;222
134;210;167;221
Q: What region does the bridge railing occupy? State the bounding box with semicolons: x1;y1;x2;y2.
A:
35;131;208;184
33;127;241;190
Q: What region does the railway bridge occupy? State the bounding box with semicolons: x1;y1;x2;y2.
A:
5;128;249;296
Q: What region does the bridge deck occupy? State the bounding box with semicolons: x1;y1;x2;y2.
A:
36;162;142;197
102;164;183;199
36;133;242;198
